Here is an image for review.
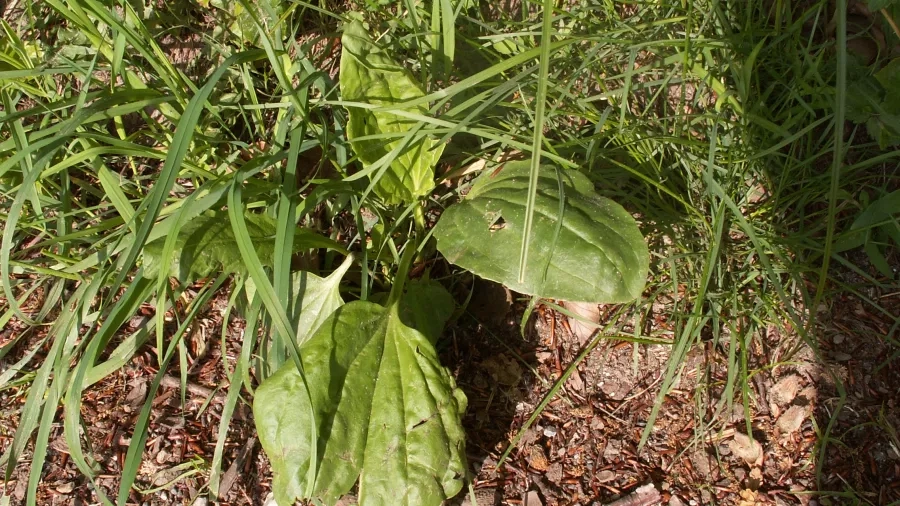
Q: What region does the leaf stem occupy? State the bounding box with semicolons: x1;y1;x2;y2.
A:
388;242;416;308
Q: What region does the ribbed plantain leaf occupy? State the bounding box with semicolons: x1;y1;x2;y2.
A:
434;161;649;303
340;19;444;205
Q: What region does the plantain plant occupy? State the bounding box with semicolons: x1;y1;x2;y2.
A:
0;6;648;506
237;18;647;506
147;16;648;505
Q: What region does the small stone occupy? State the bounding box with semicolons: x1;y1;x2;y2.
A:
596;470;616;483
832;334;845;344
776;405;809;435
478;456;497;477
546;462;563;483
523;490;543;506
770;375;802;406
155;450;170;464
796;386;817;405
700;489;712;504
192;498;208;506
566;369;585;391
543;426;558;438
564;301;601;343
729;432;763;465
129;315;150;328
522;427;540;445
833;352;852;362
602;439;622;461
689;450;713;479
56;483;74;494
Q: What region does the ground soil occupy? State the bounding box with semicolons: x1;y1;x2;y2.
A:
1;264;898;505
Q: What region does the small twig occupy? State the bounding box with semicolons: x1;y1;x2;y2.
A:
218;437;257;499
608;372;665;418
159;375;226;404
881;9;900;41
603;483;661;506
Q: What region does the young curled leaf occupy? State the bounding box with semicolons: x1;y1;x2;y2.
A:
245;254;354;346
340;19;444;205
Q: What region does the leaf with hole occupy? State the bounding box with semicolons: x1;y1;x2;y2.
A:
340;19;444;205
434;161;649;303
253;282;466;506
142;210;345;281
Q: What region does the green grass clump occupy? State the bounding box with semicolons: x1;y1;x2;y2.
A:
1;0;898;504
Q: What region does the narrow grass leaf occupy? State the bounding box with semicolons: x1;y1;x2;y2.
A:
518;0;558;283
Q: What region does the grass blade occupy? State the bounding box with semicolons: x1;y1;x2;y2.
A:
105;49;266;304
516;0;555;283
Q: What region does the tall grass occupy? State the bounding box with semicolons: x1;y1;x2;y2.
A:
1;0;897;503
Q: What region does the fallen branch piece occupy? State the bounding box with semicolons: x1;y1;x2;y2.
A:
603;483;661;506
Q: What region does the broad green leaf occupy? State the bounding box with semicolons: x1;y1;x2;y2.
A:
254;288;466;506
844;75;883;123
866;0;899;10
836;189;900;254
875;58;900;98
340;19;444;205
851;190;900;231
434;161;649;303
142;210;345;280
866;113;900;148
398;279;455;343
208;0;284;42
246;254;354;346
864;235;894;278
